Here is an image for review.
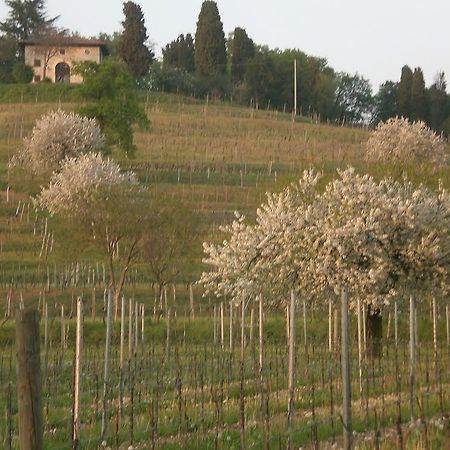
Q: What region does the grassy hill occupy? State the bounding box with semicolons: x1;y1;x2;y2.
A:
0;90;449;450
0;91;449;290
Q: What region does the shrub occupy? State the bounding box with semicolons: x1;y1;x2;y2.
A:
11;62;33;84
366;117;448;166
10;109;106;174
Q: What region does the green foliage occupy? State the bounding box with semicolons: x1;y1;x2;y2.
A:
397;65;413;118
410;67;427;121
162;33;195;73
96;31;121;57
230;27;254;83
427;72;448;131
118;1;154;80
0;82;77;102
75;58;149;157
0;0;58;42
11;61;32;83
333;72;373;123
0;35;18;82
146;61;194;95
244;51;276;106
193;74;230;99
194;1;227;77
372;81;398;125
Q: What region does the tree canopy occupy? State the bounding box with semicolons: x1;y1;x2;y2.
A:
75;58;149;157
118;1;154;80
194;1;227;77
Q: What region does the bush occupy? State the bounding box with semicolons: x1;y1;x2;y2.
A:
366;117;448;166
10;109;106;174
11;62;33;84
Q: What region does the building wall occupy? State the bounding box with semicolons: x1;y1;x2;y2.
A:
24;45;102;83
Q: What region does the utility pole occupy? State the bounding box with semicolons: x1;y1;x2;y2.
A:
293;59;298;118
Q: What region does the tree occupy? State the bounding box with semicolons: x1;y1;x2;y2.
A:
410;67;427;121
245;51;276;107
372;81;398;125
333;72;373;124
230;27;255;83
397;65;413;118
118;1;154;79
0;1;58;44
366;117;447;167
96;32;121;57
75;58;149;157
9;109;105;174
141;197;201;292
427;71;448;131
36;153;144;313
194;1;227;77
201;168;449;355
0;35;19;82
162;33;195;73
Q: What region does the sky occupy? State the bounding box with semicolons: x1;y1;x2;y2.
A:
1;0;449;91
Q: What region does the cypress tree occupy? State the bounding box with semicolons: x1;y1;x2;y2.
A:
118;1;154;79
428;72;448;131
397;65;413;119
194;1;227;77
163;34;195;73
410;67;427;121
230;27;255;83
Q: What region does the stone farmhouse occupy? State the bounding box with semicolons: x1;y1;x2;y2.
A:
22;36;108;84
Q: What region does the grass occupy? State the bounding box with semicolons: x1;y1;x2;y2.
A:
0;92;449;448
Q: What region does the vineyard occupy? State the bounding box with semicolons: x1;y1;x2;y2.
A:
0;94;449;449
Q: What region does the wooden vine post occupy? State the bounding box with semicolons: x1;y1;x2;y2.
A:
16;308;43;450
341;285;352;450
101;290;113;441
72;297;83;449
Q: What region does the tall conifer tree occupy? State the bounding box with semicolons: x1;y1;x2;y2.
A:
163;34;195;73
0;0;58;41
428;72;448;131
118;1;154;79
230;27;255;83
397;65;413;119
194;1;227;77
410;67;427;121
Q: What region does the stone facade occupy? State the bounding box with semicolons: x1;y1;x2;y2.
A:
23;37;108;84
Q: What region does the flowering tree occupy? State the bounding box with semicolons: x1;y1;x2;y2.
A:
201;167;449;345
366;117;448;167
10;109;105;174
36;153;144;315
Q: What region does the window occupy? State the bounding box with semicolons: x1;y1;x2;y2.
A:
34;75;41;82
33;59;41;67
59;48;65;55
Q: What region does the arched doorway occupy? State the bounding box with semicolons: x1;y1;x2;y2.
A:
55;62;70;83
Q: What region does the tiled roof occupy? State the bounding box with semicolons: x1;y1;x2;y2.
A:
22;36;107;48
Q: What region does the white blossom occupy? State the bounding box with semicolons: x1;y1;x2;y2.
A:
366;117;448;167
36;153;138;218
201;167;449;311
10;109;106;174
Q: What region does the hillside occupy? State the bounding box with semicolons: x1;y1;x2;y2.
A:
0;93;449;288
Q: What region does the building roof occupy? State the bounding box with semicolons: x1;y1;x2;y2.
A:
21;36;108;52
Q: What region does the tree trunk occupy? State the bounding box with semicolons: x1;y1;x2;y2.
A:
366;305;382;358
